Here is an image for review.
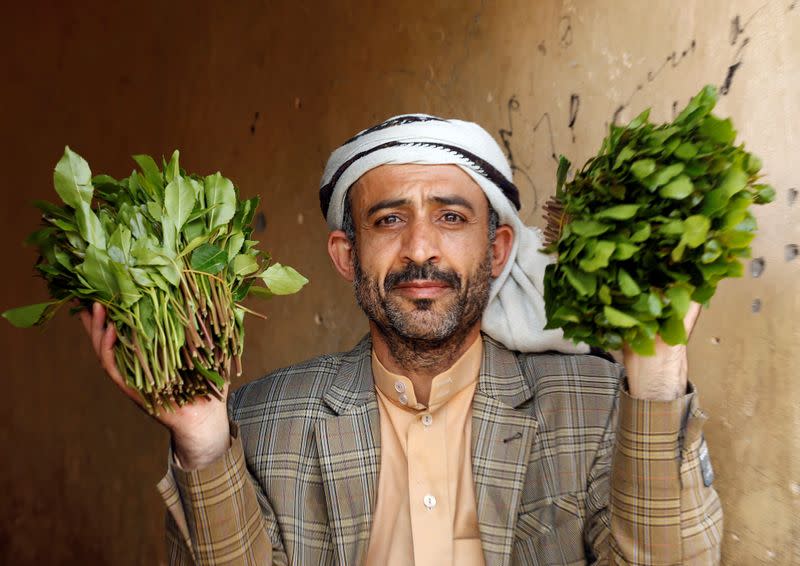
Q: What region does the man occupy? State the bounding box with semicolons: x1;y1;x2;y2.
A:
81;115;722;565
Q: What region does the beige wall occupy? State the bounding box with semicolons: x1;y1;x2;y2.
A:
1;1;796;563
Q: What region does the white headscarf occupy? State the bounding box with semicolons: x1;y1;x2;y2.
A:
320;114;588;354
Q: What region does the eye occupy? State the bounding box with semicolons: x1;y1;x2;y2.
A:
376;214;402;226
441;211;465;223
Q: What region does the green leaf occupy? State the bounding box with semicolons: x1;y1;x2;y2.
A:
604;306;639;328
562;266;597;296
680;215;711;248
108;225;132;263
675;85;717;124
132;154;164;191
753;184;776;204
692;283;715;304
233;196;260;231
164;177;197;232
131;239;171;266
718;164;747;198
628;332;656;356
627;108;650;129
191;244;228;274
204;172;237;230
595;204;640;221
613;146;635;169
648;162;685;188
110;262;141;307
226;231;245;258
631;159;656;180
551;305;582;323
260;263;308;295
53;147;93;209
745;153;762;175
2;301;59;328
660;314;687;345
666;284;692;318
76;246;118;299
165;150;180;183
700;188;729;217
618;268;641;297
232;279;255;301
231;254;259;277
647;292;663;316
698;115;736;144
612;242;640;260
129;267;154;287
674;141;699;160
701;239;722;263
598;285;612;305
570;220;612;237
579;241;616;272
659;175;693;199
629;222;651;243
719;229;755;248
156;262;181;287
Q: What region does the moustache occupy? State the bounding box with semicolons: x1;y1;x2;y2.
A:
384;262;462;293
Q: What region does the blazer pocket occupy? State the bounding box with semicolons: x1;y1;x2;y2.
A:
513;493;586;565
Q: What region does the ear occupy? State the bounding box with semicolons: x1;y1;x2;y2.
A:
490;224;514;277
328;230;355;282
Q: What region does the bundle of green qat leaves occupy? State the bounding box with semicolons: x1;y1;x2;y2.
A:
541;85;775;355
2;148;307;412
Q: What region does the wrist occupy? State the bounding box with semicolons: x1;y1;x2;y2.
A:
623;343;688;401
171;416;231;470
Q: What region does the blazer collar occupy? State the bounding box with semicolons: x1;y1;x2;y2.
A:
477;333;535;408
323;334;376;415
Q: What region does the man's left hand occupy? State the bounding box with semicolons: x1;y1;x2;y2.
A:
622;302;703;401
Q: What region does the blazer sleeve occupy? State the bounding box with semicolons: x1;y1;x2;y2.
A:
156;423;288;565
584;368;724;565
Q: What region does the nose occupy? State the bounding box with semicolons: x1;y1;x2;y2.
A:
402;217;441;266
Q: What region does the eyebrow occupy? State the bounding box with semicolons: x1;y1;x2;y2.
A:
366;195;476;217
367;198;409;217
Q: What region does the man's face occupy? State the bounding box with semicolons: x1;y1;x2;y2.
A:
346;164;503;343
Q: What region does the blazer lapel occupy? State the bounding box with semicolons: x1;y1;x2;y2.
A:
316;336;381;566
472;336;539;566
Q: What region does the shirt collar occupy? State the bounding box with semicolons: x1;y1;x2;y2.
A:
371;335;483;412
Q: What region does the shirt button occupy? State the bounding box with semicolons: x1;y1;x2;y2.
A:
421;414;433;426
398;393;408;405
423;494;437;509
394;381;406;394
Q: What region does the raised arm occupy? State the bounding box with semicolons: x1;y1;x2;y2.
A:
585;302;723;564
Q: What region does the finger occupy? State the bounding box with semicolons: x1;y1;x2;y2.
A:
78;309;92;336
91;302;105;355
99;324;142;404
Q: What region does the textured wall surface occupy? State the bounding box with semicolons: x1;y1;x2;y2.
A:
1;1;796;564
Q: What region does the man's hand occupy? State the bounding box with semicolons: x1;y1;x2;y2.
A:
78;301;231;469
622;302;702;401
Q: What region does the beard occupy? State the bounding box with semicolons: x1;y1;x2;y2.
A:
353;247;493;371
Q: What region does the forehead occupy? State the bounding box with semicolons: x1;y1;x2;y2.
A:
349;164;486;210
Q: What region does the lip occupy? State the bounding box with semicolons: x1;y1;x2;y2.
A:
392;280;451;299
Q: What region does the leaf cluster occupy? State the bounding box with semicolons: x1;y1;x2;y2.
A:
3;148;308;411
542;85;774;355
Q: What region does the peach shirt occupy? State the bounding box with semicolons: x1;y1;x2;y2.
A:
365;336;485;566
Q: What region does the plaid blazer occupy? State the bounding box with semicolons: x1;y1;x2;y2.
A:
159;333;723;565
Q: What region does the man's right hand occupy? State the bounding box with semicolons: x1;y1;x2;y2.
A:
78;301;232;470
